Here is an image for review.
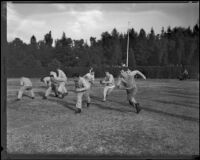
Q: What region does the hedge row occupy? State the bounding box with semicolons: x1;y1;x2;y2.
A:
7;65;199;79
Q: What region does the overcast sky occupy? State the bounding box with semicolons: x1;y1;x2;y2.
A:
7;2;199;45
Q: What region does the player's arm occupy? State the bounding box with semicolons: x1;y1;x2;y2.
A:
102;76;113;84
83;73;88;79
54;76;67;82
75;81;89;92
116;76;127;88
90;76;95;84
129;70;146;80
101;77;107;84
20;79;24;86
50;77;60;84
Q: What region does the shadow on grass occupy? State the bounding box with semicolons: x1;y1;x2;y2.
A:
94;102;136;113
91;95;199;123
166;90;199;97
36;91;45;98
152;99;199;109
163;92;199;99
141;105;199;123
47;98;76;112
23;94;34;99
91;95;135;113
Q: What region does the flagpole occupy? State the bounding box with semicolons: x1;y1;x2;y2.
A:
126;22;130;67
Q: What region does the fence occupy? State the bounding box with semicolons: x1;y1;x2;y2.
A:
7;65;199;79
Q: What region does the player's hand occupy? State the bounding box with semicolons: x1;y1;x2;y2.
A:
116;85;120;89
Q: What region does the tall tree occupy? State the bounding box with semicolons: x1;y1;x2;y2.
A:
44;31;53;47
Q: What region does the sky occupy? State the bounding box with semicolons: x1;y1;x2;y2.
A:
6;2;199;46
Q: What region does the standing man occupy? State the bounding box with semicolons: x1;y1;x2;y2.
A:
56;68;68;98
100;71;115;102
116;68;146;114
74;73;91;114
17;77;35;100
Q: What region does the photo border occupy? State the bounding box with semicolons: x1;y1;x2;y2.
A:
1;1;199;160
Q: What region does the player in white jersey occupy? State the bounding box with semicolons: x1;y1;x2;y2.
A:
116;67;146;113
74;73;91;114
82;69;95;104
56;68;68;97
100;71;115;102
83;68;95;86
43;71;59;99
17;77;35;100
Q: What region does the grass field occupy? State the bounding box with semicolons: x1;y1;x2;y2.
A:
6;78;199;155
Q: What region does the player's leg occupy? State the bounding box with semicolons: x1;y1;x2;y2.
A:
28;87;35;99
103;86;109;101
103;85;115;101
52;83;59;97
17;86;25;100
127;87;141;114
107;85;115;96
75;92;84;113
60;82;68;98
84;89;91;107
43;86;52;99
57;82;66;98
62;82;68;93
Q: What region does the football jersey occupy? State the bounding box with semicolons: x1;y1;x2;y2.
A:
83;73;95;83
75;77;90;90
104;74;115;86
57;69;67;81
120;71;136;89
20;77;32;87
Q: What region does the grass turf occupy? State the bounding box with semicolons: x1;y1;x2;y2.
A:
6;78;199;155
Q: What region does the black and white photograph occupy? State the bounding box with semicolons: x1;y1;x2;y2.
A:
2;1;199;159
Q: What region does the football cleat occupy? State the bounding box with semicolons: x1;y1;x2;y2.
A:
135;103;142;114
75;108;81;114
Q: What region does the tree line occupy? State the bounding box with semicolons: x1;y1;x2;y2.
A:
6;24;199;77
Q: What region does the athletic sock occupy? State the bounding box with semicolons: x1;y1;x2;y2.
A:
43;96;47;99
135;103;141;114
129;100;134;106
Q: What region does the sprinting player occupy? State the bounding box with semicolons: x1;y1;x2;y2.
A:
83;68;95;86
82;69;95;103
17;77;35;100
116;68;146;114
43;72;59;99
100;71;115;102
56;68;68;97
40;76;51;87
74;73;91;114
